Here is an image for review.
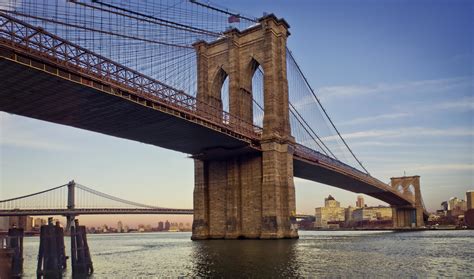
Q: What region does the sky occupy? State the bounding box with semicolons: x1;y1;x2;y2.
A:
1;0;473;227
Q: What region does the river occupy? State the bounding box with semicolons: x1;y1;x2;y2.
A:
21;230;473;278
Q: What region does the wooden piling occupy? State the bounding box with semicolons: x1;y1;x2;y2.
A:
70;219;93;277
8;227;24;277
0;238;14;278
55;221;68;270
37;218;66;278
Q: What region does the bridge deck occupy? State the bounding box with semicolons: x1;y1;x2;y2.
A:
0;52;256;157
0;208;194;216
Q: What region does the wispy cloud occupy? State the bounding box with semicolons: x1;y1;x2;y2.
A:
426;96;474;111
340;112;411;126
408;164;474;172
322;127;474;141
316;76;472;101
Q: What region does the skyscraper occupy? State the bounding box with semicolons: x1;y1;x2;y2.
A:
158;221;164;231
117;221;123;233
164;220;170;231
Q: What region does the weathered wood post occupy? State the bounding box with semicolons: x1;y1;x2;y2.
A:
0;236;14;278
55;221;67;270
70;219;93;277
8;227;24;277
37;218;64;278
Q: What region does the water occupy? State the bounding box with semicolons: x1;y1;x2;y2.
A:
22;230;473;278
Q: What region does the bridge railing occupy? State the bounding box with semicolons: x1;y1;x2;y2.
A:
294;144;396;192
0;12;262;140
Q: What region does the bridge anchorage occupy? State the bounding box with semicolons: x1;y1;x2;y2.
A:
0;1;428;241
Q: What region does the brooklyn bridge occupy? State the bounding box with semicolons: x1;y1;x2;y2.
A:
0;0;427;240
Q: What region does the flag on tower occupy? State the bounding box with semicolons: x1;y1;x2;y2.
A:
228;14;240;23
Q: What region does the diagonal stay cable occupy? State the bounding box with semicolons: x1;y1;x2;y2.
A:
75;0;221;37
289;102;337;158
287;48;370;174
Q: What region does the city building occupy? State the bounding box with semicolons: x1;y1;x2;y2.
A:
117;221;123;233
102;224;109;233
314;195;345;228
351;206;392;228
165;220;170;231
0;217;8;231
8;216;33;231
356;195;364;208
345;206;355;226
448;197;467;211
441;201;448;211
467;191;474;210
158;221;164;231
34;218;47;229
352;206;392;222
447;197;467;217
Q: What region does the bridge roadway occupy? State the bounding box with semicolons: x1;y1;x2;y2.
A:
0;13;414;209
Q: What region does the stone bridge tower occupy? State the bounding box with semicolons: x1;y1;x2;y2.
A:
390;175;424;228
192;14;298;239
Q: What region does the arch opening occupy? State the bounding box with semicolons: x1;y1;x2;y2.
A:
250;59;264;127
213;68;229;124
397;185;404;194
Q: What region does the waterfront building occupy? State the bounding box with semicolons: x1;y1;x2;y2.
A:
356;195;364;208
117;221;123;233
314;195;345;228
158;221;164;231
352;206;392;222
8;216;33;231
441;201;448;211
165;220;170;231
0;217;8;231
448;197;467;211
345;206;355;226
467;191;474;210
34;218;46;229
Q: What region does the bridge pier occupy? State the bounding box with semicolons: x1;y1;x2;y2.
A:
191;14;298;240
192;142;298;240
390;176;424;228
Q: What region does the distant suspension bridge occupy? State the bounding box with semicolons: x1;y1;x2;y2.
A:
0;181;193;216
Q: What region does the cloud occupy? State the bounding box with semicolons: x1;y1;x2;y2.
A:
316;76;472;101
321;127;474;142
427;96;474;111
340;112;411;126
408;164;474;172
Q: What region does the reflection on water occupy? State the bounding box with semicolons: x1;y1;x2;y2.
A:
20;230;473;277
191;239;300;277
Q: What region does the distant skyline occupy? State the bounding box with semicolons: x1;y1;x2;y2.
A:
1;0;473;227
